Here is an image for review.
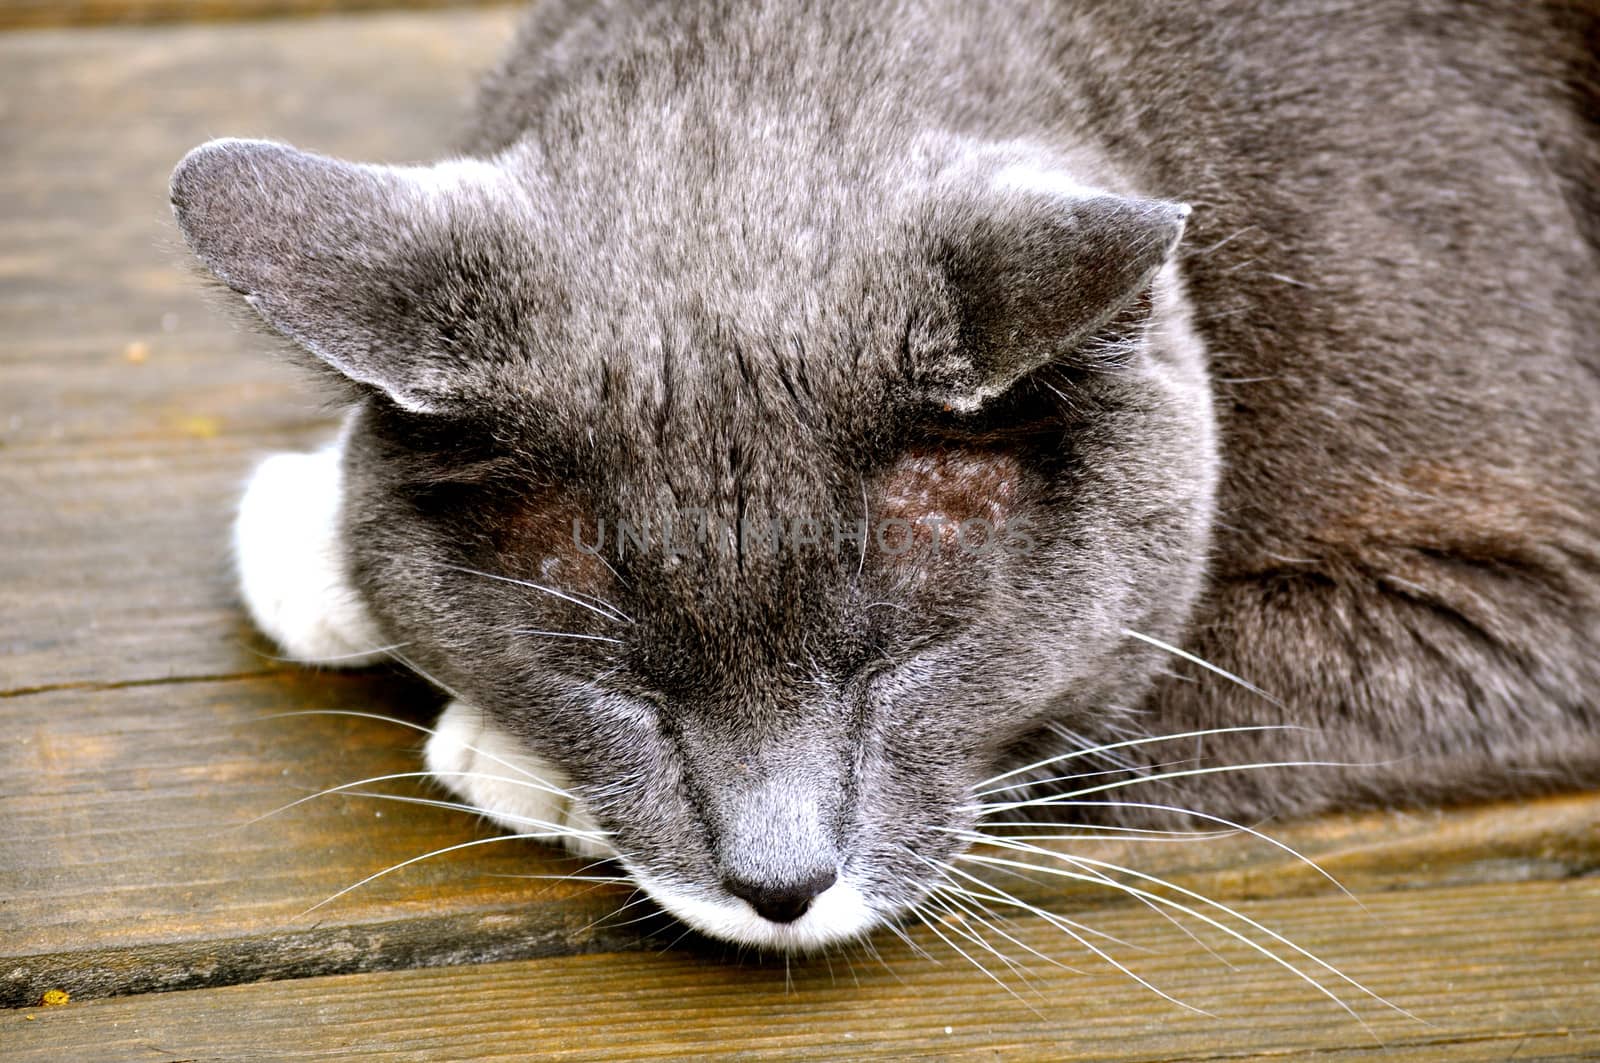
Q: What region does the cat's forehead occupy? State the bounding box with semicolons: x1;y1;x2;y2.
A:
503;284;935;486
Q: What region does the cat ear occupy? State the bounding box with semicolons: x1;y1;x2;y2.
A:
170;138;514;414
917;166;1190;412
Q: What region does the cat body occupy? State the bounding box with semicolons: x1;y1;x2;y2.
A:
173;0;1600;948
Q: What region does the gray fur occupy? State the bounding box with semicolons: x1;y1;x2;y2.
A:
172;0;1600;941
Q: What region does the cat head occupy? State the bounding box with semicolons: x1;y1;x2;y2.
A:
172;135;1217;949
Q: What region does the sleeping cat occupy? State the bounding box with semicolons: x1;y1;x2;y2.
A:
171;0;1600;951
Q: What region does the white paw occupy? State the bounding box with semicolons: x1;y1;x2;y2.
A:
424;700;614;860
233;425;386;666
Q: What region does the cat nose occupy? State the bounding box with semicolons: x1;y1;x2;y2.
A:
723;869;837;923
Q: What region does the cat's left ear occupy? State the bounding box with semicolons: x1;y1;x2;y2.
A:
913;164;1190;412
171;138;523;414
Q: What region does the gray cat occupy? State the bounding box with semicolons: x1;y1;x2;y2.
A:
170;0;1600;950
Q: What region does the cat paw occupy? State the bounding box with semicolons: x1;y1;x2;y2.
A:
424;700;614;860
234;431;386;666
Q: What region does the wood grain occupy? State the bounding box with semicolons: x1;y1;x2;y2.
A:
1;6;1598;1060
0;4;648;1012
4;878;1598;1060
0;671;656;1008
0;1;505;32
0;8;517;690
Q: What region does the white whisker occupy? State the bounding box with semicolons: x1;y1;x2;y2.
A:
505;628;625;645
975;760;1375;815
975;724;1303;790
909;903;1021;1000
975;756;1205;800
1121;628;1282;705
240;769;573;829
921;890;1035;986
579;890;664;935
953;832;1240;973
912;855;1084;975
927;854;1207;1014
301;832;576;917
337;788;609;839
969;799;1361;906
948;827;1233;845
963;849;1412;1025
967;821;1233;839
437;562;632;624
250;709;561;788
924;849;1146;953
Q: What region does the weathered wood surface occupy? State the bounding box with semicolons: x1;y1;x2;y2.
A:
5;878;1599;1060
0;3;654;1010
1;6;1598;1060
0;6;521;690
0;1;502;33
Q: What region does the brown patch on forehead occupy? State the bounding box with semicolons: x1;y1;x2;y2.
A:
494;485;616;613
871;445;1023;560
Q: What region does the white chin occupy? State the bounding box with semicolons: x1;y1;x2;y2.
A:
629;871;880;950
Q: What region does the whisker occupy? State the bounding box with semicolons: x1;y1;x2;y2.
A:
485;871;633;885
929;887;1047;978
384;647;468;702
912;855;1084;975
969;850;1319;1000
948;828;1234;845
1120;628;1281;705
931;884;1091;977
882;919;937;964
239;769;574;830
975;760;1378;815
909;903;1023;1001
336;789;609;839
963;850;1412;1026
658;924;700;953
300;832;573;917
972;842;1240;974
587;549;630;589
961;821;1235;840
855;933;906;983
920;893;1051;1018
247;641;413;664
974;756;1205;800
578;890;663;935
975;724;1304;790
437;562;633;624
1044;722;1139;771
489;852;624;880
928;855;1207;1014
1062;851;1396;1010
922;890;1035;985
249;709;562;788
968;799;1361;907
505;628;625;645
919;849;1146;953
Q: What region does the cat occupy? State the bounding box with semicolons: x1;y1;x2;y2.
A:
171;0;1600;952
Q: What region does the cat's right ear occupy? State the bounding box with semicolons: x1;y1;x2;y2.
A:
170;138;518;414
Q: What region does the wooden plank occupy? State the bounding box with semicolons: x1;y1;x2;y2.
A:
0;671;651;1008
0;9;518;689
4;662;1596;1006
1;443;312;689
0;1;506;33
4;877;1598;1060
0;7;517;457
